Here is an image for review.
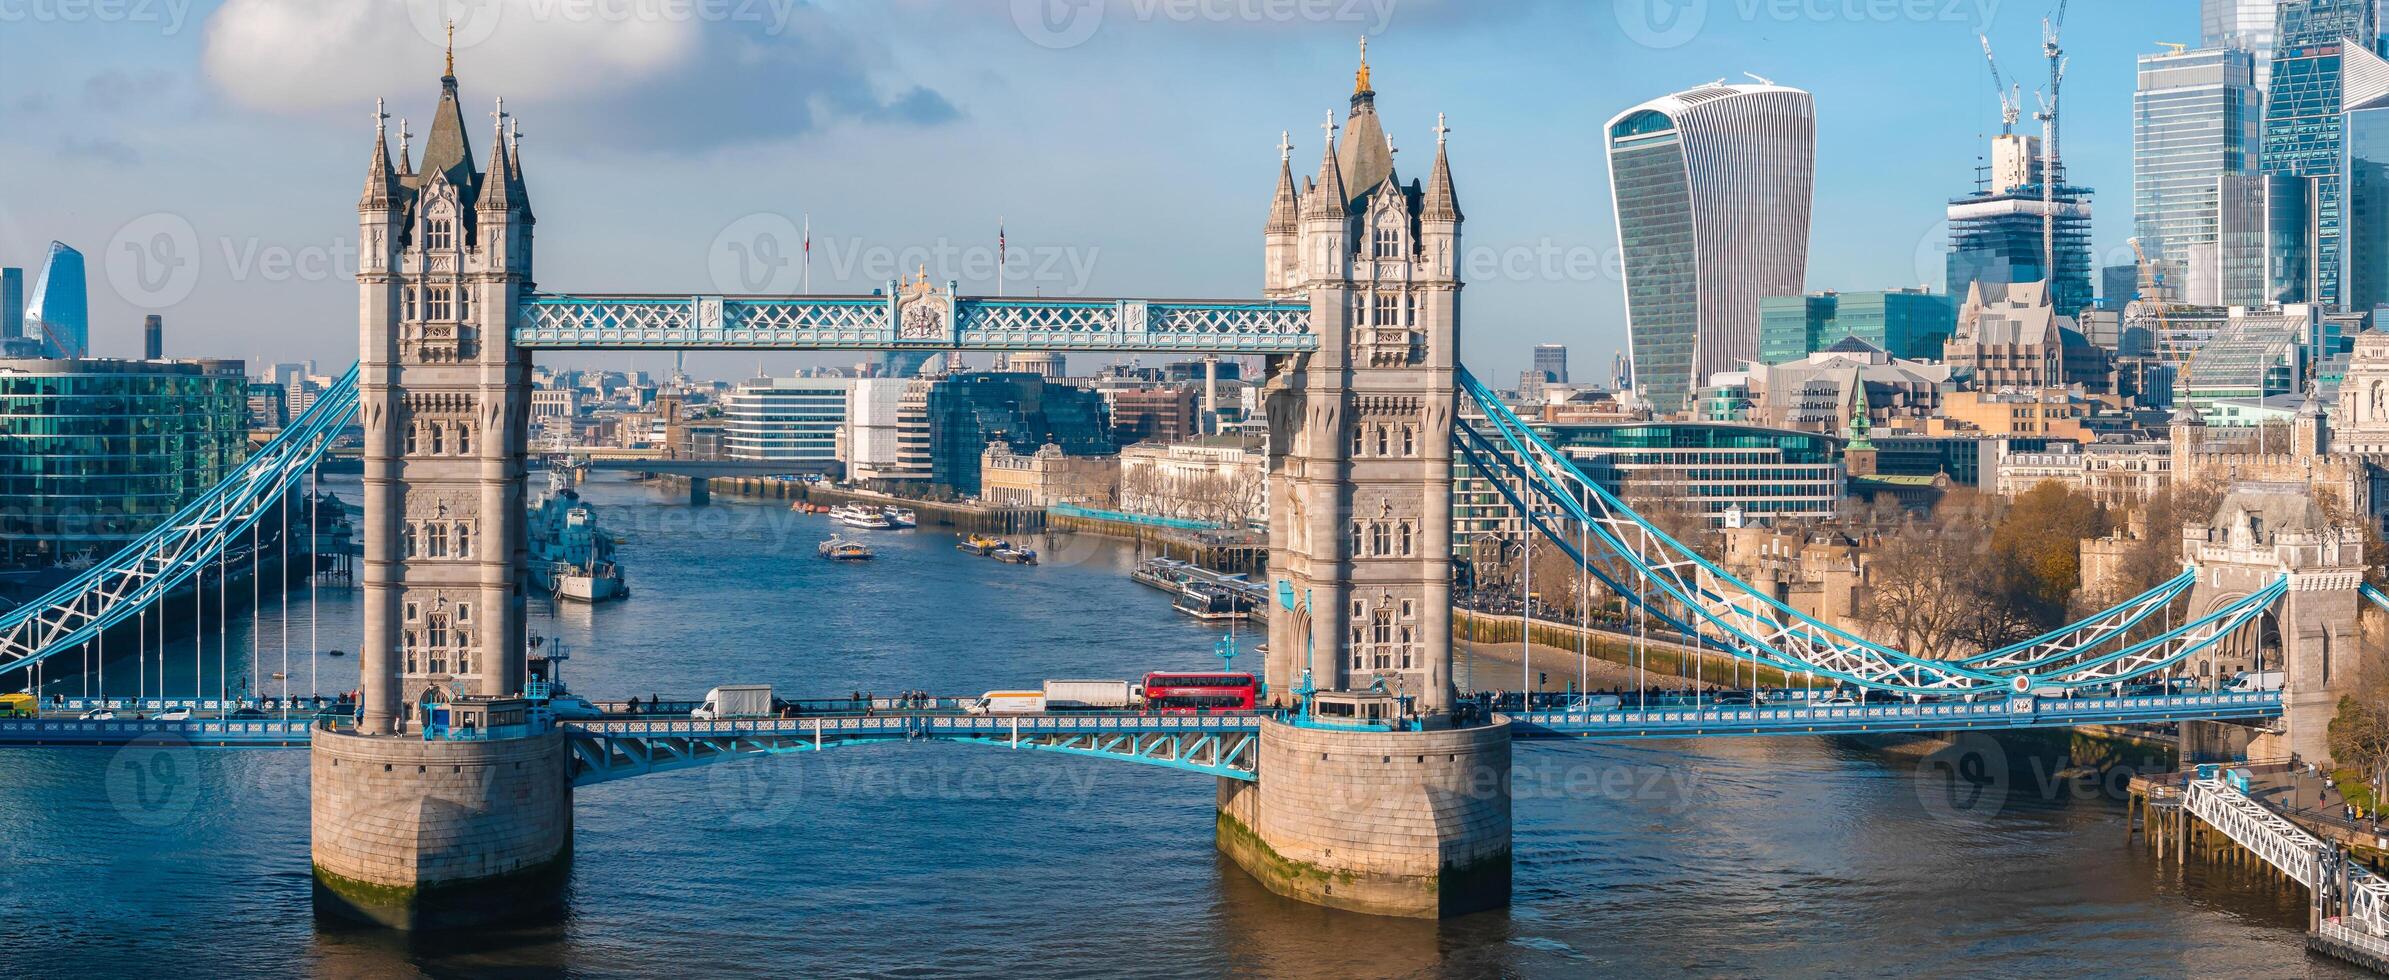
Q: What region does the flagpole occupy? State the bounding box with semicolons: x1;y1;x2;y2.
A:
801;213;812;295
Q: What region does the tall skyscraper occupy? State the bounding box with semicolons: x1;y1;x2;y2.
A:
2204;0;2286;91
0;267;21;339
2134;46;2263;289
24;241;87;359
2261;0;2379;309
1606;80;1815;412
1948;132;2095;319
2340;57;2389;310
143;315;163;360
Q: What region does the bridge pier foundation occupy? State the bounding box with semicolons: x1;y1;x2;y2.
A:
687;477;709;505
1215;718;1511;918
309;729;574;930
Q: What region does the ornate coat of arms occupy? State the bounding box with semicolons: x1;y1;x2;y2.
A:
896;266;946;341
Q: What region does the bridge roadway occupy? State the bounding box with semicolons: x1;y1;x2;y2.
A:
0;692;2284;768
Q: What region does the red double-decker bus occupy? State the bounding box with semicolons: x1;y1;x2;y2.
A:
1140;671;1258;714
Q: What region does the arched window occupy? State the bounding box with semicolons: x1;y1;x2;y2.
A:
426;287;453;321
425;217;453;251
457;285;472;321
1372;523;1391;556
454;423;470;455
454;523;472;559
1376;425;1390;456
428;425;443;455
1351;424;1365;456
405;425;419;455
1351;521;1365;555
1373;218;1401;259
402;525;418;558
403;288;417;321
1401;425;1416;457
402;631;419;674
1398;522;1413;556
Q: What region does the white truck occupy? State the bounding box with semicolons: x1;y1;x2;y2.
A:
965;691;1047;715
2228;670;2286;693
1042;679;1135;711
692;684;775;720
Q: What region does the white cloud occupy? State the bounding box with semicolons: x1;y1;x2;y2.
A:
202;0;699;112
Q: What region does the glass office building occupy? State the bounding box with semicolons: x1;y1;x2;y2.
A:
926;372;1113;496
2343;60;2389;311
722;376;854;467
2260;0;2380;309
1544;422;1844;526
0;357;249;565
24;241;88;359
1757;293;1836;365
1607;82;1815;413
2134;46;2262;284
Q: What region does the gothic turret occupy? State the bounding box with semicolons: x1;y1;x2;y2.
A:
1422;114;1460;222
361;99;399;213
1264;131;1300;295
478;99;514;214
1335;37;1392;207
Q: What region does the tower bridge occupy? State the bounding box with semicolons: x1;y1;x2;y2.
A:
0;46;2373;932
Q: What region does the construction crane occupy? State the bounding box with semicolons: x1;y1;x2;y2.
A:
1979;33;2022;136
2036;0;2070;305
2155;41;2188;56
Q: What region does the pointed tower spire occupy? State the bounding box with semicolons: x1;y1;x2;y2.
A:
1266;130;1300;235
444;19;456;80
396;117;414;177
1422;112;1461;221
1302;110;1347;219
479;97;514;212
1355;35;1371;95
360;98;397;211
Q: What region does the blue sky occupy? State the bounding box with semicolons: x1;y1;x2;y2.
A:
0;0;2196;383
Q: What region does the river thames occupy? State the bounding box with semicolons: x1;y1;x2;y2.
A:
0;474;2359;977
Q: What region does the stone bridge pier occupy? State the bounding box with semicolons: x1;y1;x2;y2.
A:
2178;483;2367;767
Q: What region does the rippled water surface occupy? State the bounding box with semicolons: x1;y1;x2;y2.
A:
0;474;2359;977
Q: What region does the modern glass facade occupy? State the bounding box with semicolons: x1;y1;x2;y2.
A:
0;358;249;565
722;376;853;466
1832;290;1955;362
0;267;22;340
2261;0;2380;309
2178;307;2310;409
1608;82;1815;413
926;372;1113;496
2345;99;2389;311
1757;293;1835;365
2134;47;2262;279
2204;0;2282;90
24;242;88;359
1544;422;1844;526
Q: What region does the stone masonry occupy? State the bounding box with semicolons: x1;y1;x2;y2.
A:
1217;718;1511;918
311;729;572;929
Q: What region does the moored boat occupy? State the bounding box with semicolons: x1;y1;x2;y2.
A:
818;536;874;561
991;546;1038;565
833;503;896;530
956;533;1008;556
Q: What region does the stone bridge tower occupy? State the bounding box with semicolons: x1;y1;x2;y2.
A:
314;57;566;931
2180;482;2366;765
1225;47;1508;921
1260;45;1462;714
356;62;536;734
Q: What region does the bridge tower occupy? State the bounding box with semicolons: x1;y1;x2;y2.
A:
313;56;568;929
1225;45;1510;919
2180;483;2366;766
